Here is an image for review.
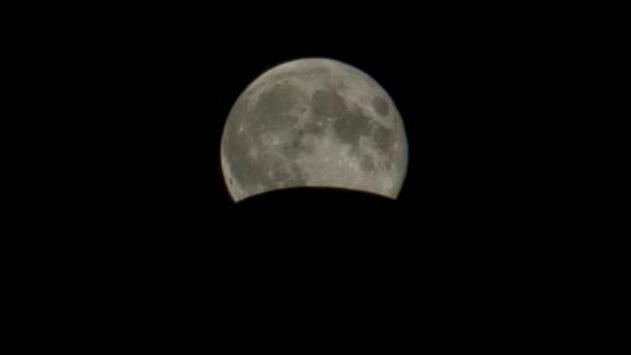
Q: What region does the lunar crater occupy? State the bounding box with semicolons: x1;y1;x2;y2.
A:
372;96;390;117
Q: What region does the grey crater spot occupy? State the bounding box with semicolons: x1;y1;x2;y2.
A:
311;89;346;117
374;125;396;153
372;96;390;116
252;83;301;134
333;106;373;149
361;156;376;172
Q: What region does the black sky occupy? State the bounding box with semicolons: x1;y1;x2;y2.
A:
14;5;582;336
58;4;558;251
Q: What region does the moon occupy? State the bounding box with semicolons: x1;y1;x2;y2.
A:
221;58;408;202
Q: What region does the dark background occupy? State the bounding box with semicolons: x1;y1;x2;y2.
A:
12;4;595;343
48;4;564;242
64;7;572;285
15;1;578;266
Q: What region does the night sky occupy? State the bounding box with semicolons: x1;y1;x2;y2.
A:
22;4;574;338
62;3;555;264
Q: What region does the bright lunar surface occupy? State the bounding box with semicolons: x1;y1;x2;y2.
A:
221;58;408;202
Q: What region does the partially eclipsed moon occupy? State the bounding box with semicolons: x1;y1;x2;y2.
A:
221;58;408;202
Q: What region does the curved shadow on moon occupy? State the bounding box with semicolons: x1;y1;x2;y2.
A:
231;187;399;209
